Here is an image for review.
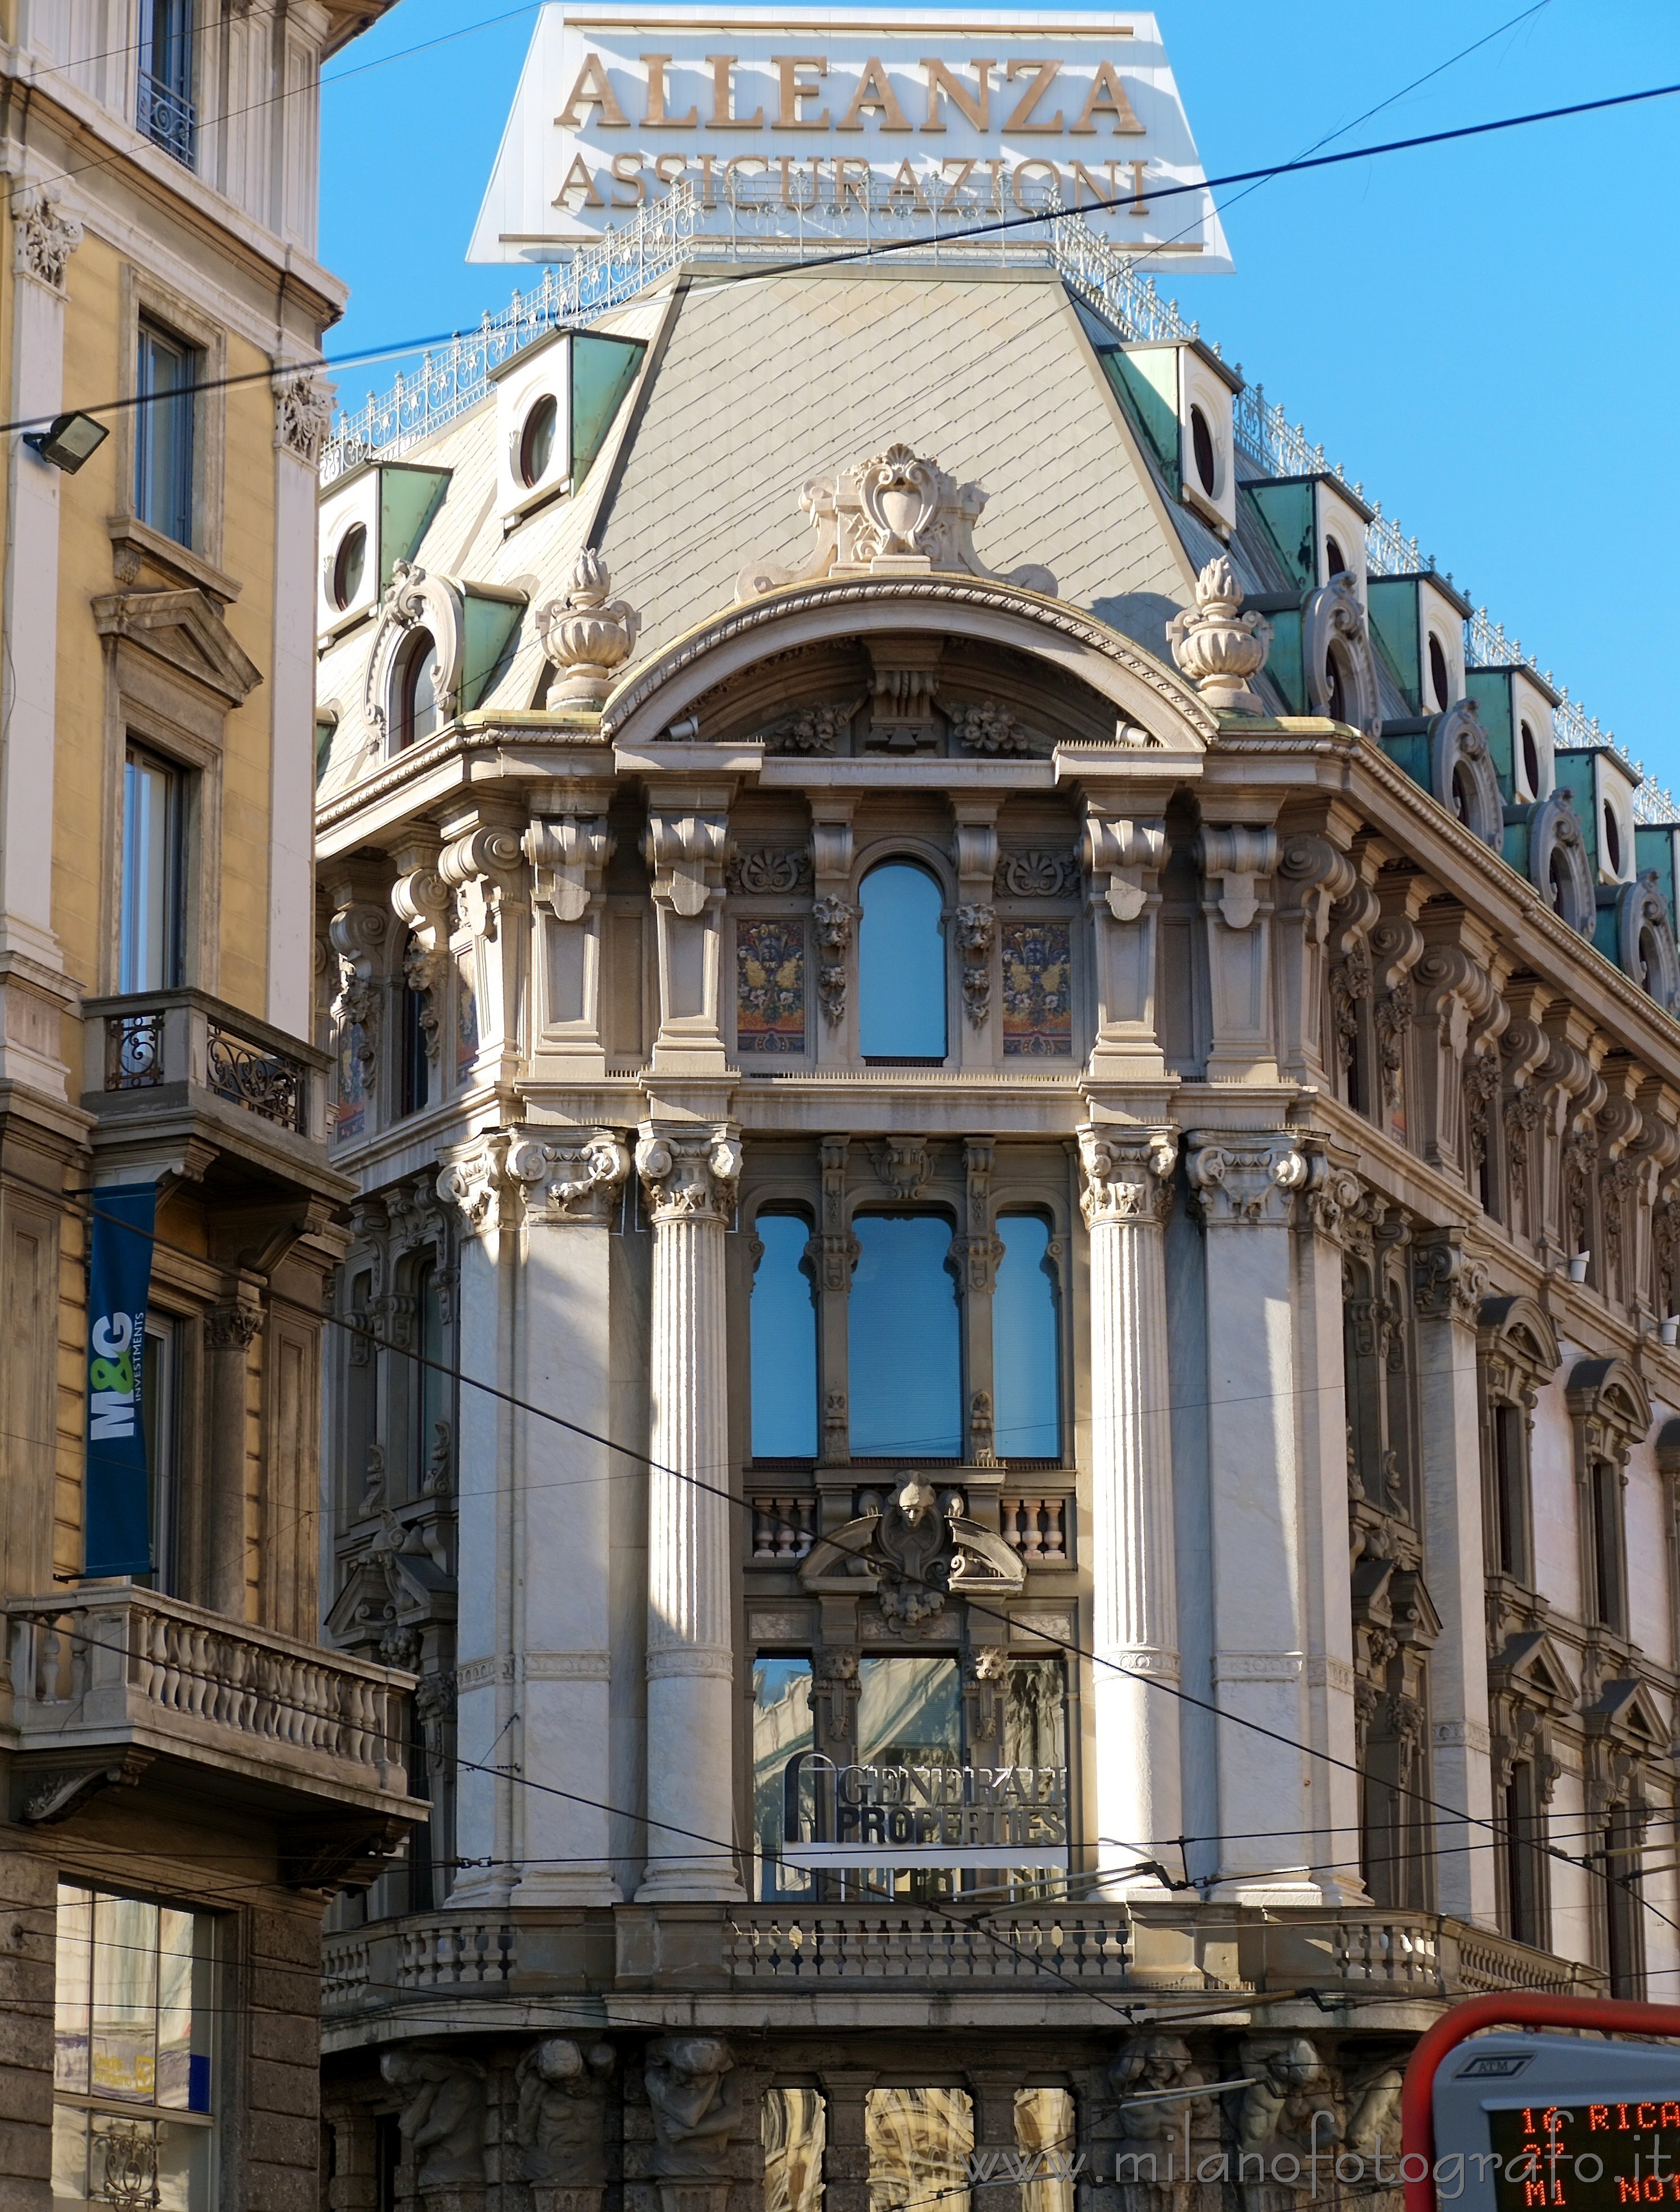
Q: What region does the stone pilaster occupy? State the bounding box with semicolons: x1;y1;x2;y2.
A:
1194;824;1280;1084
635;1123;745;1900
0;187;82;1098
439;811;530;1093
1412;1230;1498;1925
1293;1156;1372;1904
644;787;733;1075
525;791;616;1074
817;2072;878;2212
204;1295;262;1615
1079;1124;1182;1888
1185;1130;1317;1901
1081;802;1167;1081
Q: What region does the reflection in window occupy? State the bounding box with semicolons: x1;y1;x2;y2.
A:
753;1657;814;1901
53;1883;215;2212
859;863;946;1060
766;2090;825;2212
857;1655;962;1771
397;630;440;748
120;747;185;993
849;1215;959;1457
867;2089;972;2212
134;321;196;542
752;1215;817;1458
993;1216;1060;1460
1016;2090;1076;2212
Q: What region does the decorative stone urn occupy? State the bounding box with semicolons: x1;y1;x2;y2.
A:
1166;553;1272;713
537;549;641;703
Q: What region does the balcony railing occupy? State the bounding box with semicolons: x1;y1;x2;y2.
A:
319;1897;1606;2021
84;988;327;1143
137;68;196;169
6;1587;412;1806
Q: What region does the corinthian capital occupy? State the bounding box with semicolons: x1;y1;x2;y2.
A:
1412;1233;1490;1326
1077;1124;1178;1226
437;1131;518;1236
12;185;82;292
635;1124;742;1224
508;1130;631;1223
1184;1130;1307;1226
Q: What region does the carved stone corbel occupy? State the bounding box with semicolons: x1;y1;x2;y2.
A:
1275;831;1358;1085
390;841;450;1067
1081;801;1167;1078
328;875;390;1096
644;797;733;1069
439;823;525;943
1196;823;1282;1082
273;370;334;466
524;805;616;1057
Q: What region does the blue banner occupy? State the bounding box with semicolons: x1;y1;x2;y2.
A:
84;1183;158;1577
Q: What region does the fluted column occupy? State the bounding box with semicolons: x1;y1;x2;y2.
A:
1079;1125;1182;1887
636;1123;745;1900
1185;1130;1318;1902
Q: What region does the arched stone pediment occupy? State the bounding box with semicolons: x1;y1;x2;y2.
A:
363;562;465;747
1430;699;1503;849
1477;1293;1560;1392
1527;788;1595;936
601;575;1218;756
1565;1354;1652;1455
1618;871;1680;1012
1302;575;1382;739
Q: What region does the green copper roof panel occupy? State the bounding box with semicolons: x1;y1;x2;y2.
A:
1466;670;1515;799
378;464;452;593
1366;578;1421;712
571;333;646;487
1242;481;1313;591
1101;349;1179;491
461;591;525;712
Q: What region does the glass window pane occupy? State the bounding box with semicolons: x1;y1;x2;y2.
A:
417;1262;447;1494
992;1216;1060;1460
859;864;946;1059
867;2088;972;2212
849;1215;959;1457
402;632;439;746
136;325;195;546
154;1910;195;2110
753;1658;813;1901
765;2089;825;2212
122;750;181;993
55;1885;93;2095
752;1215;816;1457
1016;2090;1076;2212
857;1657;960;1769
91;1894;158;2102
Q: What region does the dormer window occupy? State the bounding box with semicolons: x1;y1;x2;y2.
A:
519;396;559;491
330;524;366;613
1602;803;1623;877
396;630;439;749
1189;406;1217;500
1520;720;1542;798
1429;633;1452;712
1324;535;1346;578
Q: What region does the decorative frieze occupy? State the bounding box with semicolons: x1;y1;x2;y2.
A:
726;847;812;894
994;849;1080;899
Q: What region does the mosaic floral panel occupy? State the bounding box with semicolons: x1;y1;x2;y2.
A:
1001;921;1072;1057
737;919;806;1055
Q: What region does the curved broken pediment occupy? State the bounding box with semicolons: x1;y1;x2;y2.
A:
798;1479;1026;1636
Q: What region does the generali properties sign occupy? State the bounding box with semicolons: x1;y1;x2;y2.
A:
469;5;1232;268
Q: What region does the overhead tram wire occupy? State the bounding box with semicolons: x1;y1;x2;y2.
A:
6;74;1680;443
57;1205;1680;1971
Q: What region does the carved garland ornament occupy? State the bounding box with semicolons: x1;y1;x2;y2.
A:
12;185;82;290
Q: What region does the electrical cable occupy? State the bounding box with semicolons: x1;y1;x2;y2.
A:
7;75;1680;440
61;1191;1680;1960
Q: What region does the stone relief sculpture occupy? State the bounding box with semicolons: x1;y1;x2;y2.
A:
644;2036;742;2202
380;2048;487;2191
736;440;1058;600
514;2037;617;2190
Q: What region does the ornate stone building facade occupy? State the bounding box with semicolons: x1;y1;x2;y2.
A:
313;252;1680;2212
0;7;420;2212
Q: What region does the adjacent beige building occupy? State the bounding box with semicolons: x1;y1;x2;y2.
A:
0;7;419;2211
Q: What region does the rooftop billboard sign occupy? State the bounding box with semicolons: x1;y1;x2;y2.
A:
469;5;1233;270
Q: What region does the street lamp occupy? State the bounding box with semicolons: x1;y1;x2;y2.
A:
23;411;109;472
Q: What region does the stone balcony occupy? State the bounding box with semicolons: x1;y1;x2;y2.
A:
79;987;342;1196
319;1896;1604;2043
5;1587;424;1885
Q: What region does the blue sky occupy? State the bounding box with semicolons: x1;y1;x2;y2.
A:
320;2;1680;791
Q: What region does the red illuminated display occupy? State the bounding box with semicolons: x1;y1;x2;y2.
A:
1490;2103;1680;2210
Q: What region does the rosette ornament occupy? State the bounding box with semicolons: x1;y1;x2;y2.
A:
1166;554;1272;715
538;548;642;705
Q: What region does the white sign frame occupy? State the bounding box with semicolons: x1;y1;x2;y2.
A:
470;5;1232;270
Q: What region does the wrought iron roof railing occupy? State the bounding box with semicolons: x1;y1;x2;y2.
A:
321;190;1675;825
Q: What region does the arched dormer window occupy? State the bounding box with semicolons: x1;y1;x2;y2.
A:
859;860;946;1062
396;629;440;749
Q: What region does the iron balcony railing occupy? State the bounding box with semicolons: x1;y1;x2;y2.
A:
82;988;327;1142
136;67;196;170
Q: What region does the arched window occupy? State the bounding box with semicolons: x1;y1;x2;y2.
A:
1520;720;1542;797
396;629;439;748
1324;535;1346;578
848;1214;960;1457
751;1213;816;1459
1189;405;1216;497
992;1214;1060;1460
1428;632;1452;712
859;861;946;1061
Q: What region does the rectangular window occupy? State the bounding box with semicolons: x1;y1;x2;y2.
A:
141;1316;181;1595
751;1214;817;1460
848;1214;960;1459
992;1214;1061;1460
412;1259;447;1498
137;0;197;168
752;1657;814;1902
134;321;197;545
53;1882;216;2212
765;2089;825;2212
867;2089;972;2212
399;982;431;1118
1603;1810;1645;1997
1590;1459;1627;1634
1491;1401;1530;1581
736;919;806;1056
120;747;185;993
1502;1765;1547;1952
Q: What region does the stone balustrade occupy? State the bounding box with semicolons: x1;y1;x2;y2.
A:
6;1586;414;1806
